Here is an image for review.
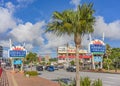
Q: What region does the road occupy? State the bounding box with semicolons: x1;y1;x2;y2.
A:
39;69;120;86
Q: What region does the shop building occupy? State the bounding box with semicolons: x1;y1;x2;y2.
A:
57;46;92;69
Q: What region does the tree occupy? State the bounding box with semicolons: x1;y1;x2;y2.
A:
104;58;112;71
70;60;75;66
46;3;95;86
104;44;112;71
25;52;38;70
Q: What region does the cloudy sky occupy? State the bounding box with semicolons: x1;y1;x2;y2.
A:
0;0;120;58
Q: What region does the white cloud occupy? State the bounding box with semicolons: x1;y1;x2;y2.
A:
0;40;10;48
0;7;16;33
94;16;120;40
25;43;34;51
70;0;81;10
10;21;45;46
44;33;73;49
5;2;15;13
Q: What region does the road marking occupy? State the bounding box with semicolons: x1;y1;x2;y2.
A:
12;75;18;86
106;76;120;79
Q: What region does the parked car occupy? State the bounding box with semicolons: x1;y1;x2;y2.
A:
66;66;76;72
36;66;43;71
47;66;54;72
58;65;64;69
44;66;49;70
54;66;59;70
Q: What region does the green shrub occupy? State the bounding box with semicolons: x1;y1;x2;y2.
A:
59;77;102;86
80;77;91;86
92;79;102;86
25;71;38;76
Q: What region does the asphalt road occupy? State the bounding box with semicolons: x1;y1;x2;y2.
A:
39;69;120;86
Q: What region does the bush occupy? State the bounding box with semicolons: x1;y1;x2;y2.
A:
80;77;91;86
59;77;102;86
92;79;102;86
25;71;38;76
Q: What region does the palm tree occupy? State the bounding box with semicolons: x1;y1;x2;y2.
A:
46;3;95;86
105;44;112;71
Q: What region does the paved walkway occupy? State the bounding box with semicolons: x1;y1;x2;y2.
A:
5;69;60;86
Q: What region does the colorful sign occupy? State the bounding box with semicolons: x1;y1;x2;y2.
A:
89;39;106;53
90;44;105;53
9;45;27;58
58;47;67;53
9;50;26;57
14;60;22;64
94;56;102;62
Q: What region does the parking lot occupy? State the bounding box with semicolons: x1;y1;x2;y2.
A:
39;69;120;86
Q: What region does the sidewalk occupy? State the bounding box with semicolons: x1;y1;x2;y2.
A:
5;70;60;86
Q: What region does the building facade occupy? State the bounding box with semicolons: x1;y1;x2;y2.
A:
57;46;92;69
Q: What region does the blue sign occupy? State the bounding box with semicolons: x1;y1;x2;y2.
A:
14;60;22;64
9;50;26;57
94;56;102;62
90;44;106;53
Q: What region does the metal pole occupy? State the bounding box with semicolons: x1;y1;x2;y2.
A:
12;58;14;71
21;59;23;72
92;54;95;69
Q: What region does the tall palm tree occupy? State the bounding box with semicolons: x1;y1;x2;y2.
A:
105;44;112;71
46;3;95;86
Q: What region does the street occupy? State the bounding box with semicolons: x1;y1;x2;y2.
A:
39;69;120;86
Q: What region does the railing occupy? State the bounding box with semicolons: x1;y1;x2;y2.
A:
0;69;9;86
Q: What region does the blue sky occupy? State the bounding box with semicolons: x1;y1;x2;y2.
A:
0;0;120;58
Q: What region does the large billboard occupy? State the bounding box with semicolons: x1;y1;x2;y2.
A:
9;50;26;57
58;47;67;53
9;45;27;58
90;44;105;53
89;39;106;54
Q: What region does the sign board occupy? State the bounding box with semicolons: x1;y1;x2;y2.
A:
89;39;106;53
9;45;27;58
90;44;105;53
9;50;26;57
58;47;67;53
68;47;75;53
94;56;102;62
14;60;22;64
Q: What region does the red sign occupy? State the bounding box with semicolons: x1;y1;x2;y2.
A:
90;39;105;45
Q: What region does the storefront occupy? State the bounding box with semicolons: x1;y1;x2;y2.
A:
57;46;92;69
